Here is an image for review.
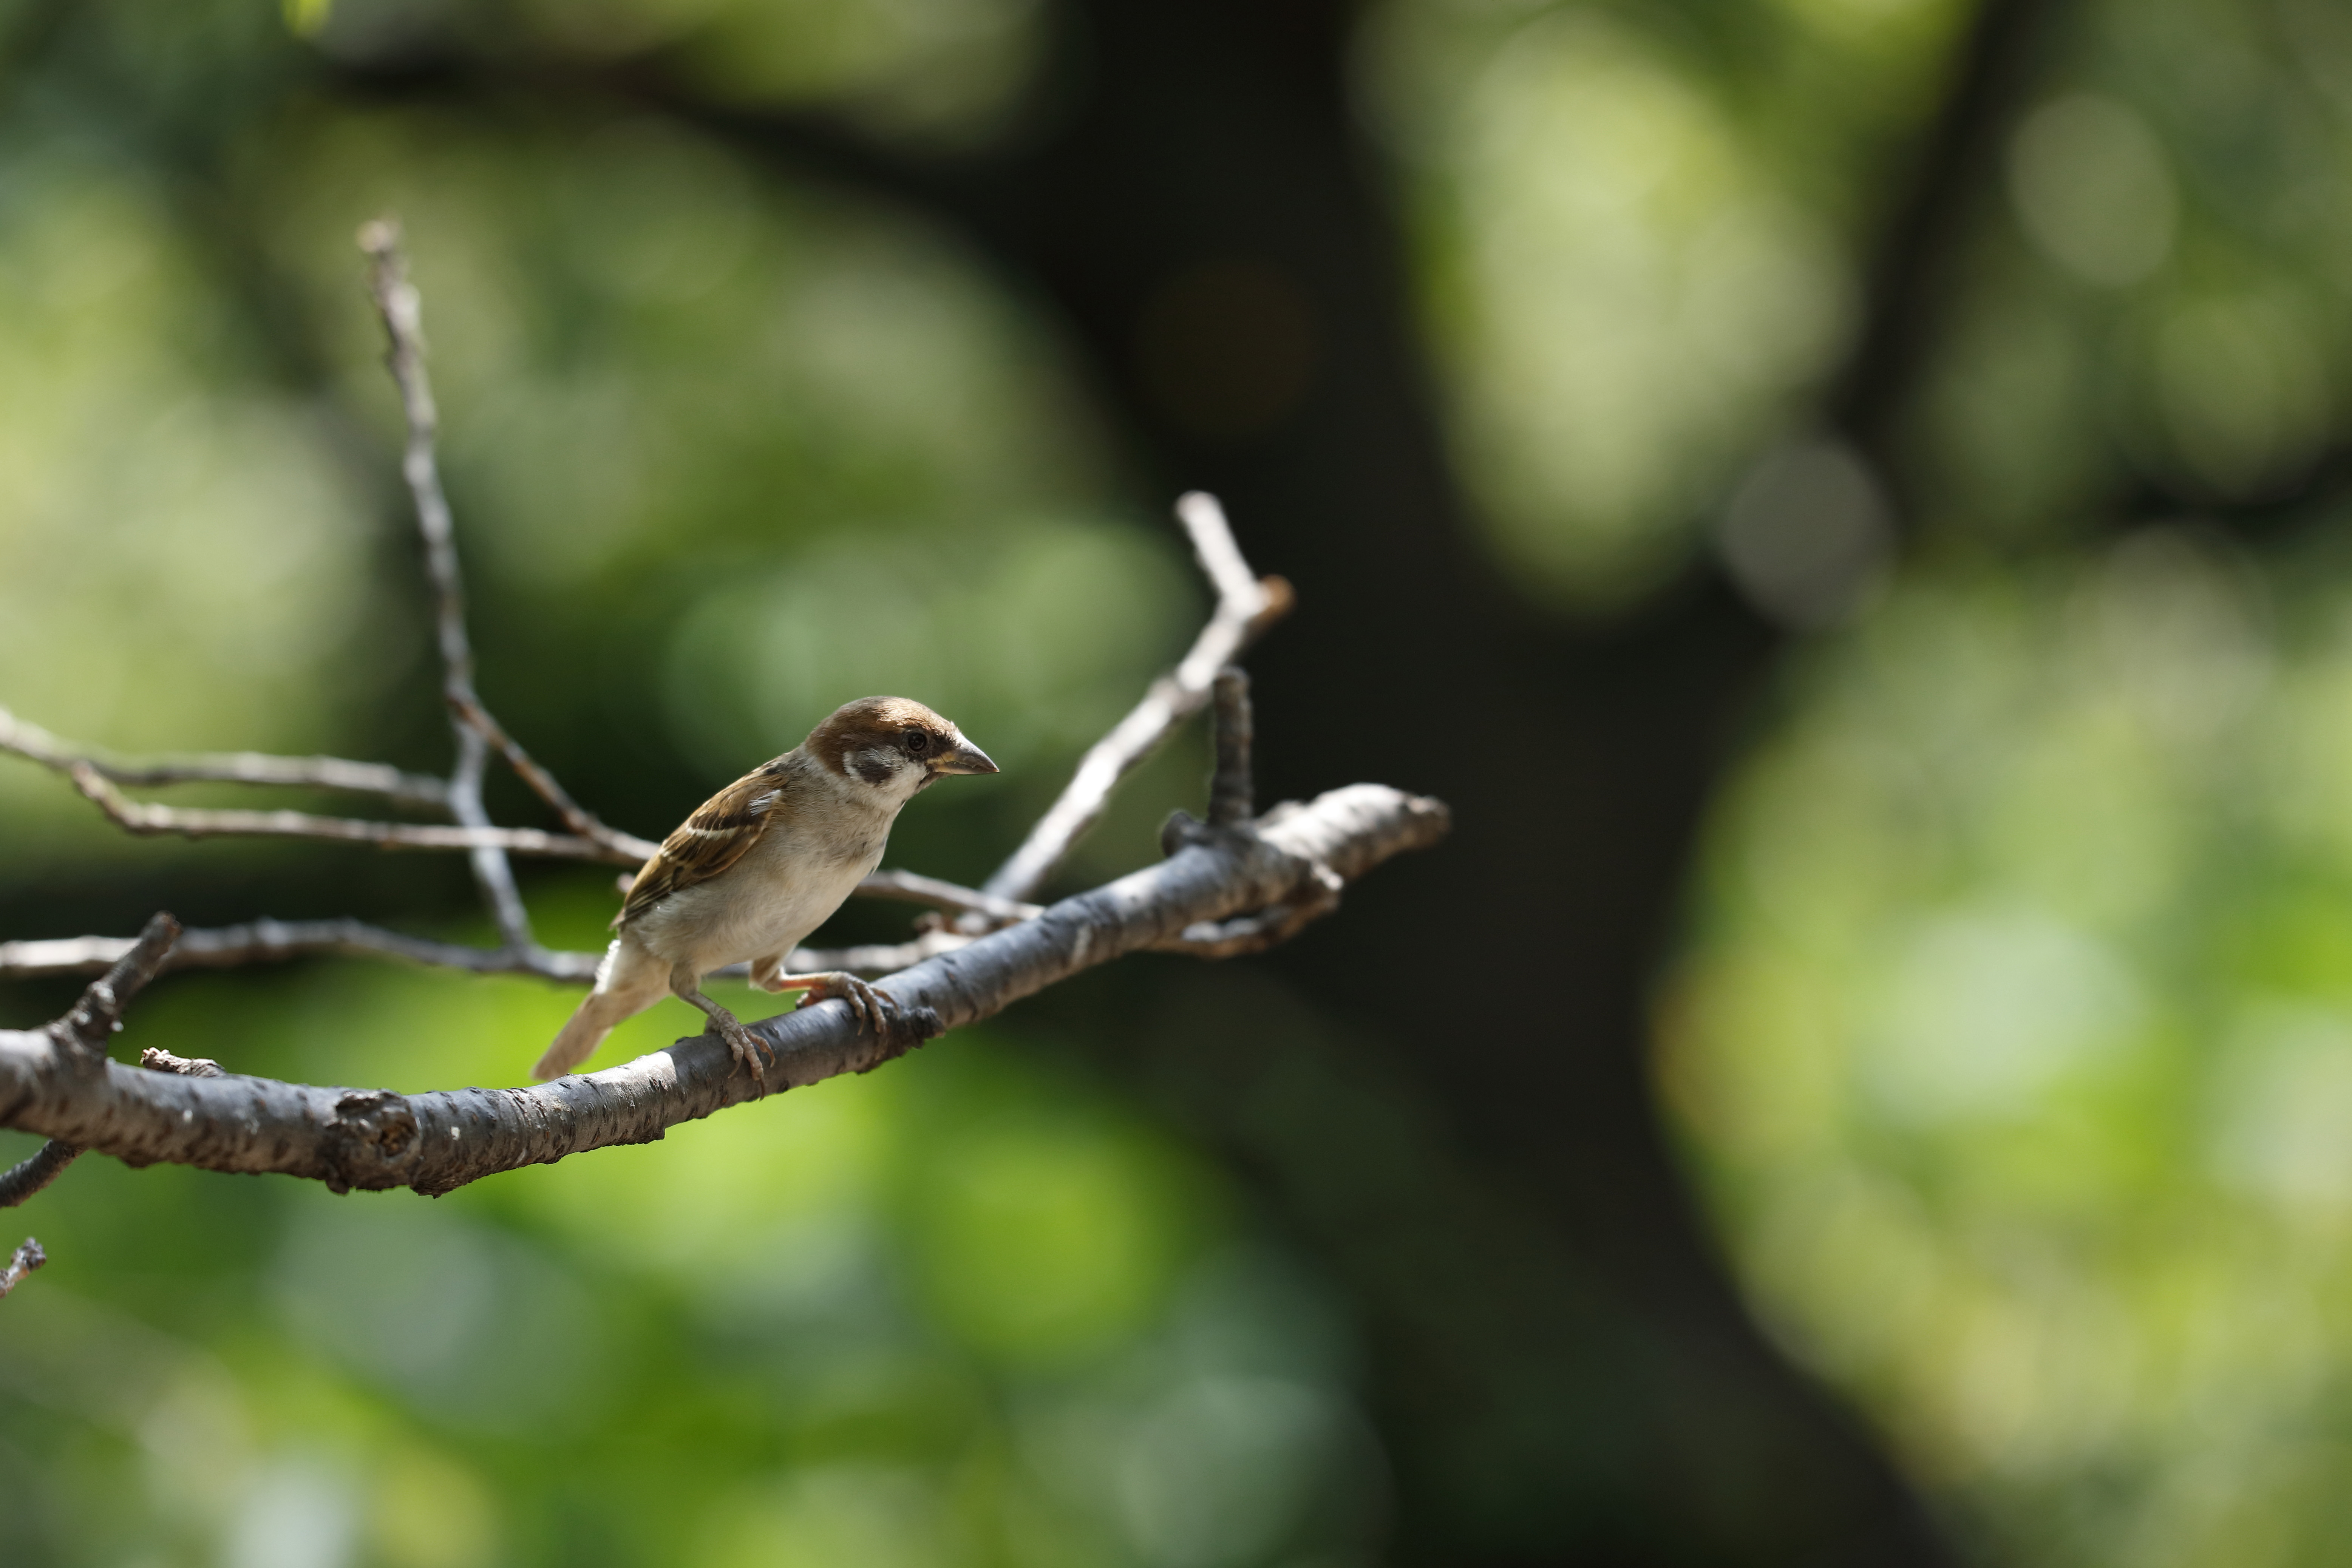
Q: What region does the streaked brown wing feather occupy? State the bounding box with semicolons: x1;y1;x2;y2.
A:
617;763;789;927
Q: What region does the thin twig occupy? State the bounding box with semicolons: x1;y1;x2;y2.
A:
980;492;1291;906
446;694;660;862
52;912;182;1052
0;1237;45;1299
0;1142;79;1208
1;919;941;986
0;784;1448;1196
66;764;632;861
0;704;448;808
854;870;1042;928
2;915;184;1209
792;928;977;975
1207;666;1254;827
0;919;600;983
361;219;536;952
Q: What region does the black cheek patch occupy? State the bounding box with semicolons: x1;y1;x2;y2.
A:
855;757;896;787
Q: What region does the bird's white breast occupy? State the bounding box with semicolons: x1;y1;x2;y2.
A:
630;766;897;973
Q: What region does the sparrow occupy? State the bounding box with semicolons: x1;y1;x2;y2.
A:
534;696;997;1081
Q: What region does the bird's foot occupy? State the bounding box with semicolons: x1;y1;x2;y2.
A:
795;971;896;1034
717;1015;774;1080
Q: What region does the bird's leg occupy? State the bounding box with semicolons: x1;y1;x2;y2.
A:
759;969;897;1035
669;968;773;1079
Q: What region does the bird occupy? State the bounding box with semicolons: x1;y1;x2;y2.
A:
534;696;997;1082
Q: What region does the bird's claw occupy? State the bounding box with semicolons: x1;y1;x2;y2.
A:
797;971;898;1035
718;1017;774;1081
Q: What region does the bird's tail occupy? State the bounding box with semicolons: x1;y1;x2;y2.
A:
535;938;664;1080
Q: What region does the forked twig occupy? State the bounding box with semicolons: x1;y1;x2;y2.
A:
5;491;1292;981
445;694;661;862
2;914;189;1209
980;493;1291;906
362;219;536;952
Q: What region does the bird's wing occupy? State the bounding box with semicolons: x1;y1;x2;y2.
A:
617;762;790;927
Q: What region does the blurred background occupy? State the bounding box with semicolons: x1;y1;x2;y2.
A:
4;0;2351;1562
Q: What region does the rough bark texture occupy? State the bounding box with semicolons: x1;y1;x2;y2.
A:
0;785;1442;1197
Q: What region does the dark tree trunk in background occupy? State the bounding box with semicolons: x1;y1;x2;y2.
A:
3;0;2050;1553
777;0;2018;1560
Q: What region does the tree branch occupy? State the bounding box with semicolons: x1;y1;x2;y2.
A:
446;693;661;862
1207;666;1254;828
360;218;538;952
2;913;187;1208
980;493;1292;904
64;762;631;861
0;913;1009;986
0;920;602;983
0;703;449;807
0;1237;45;1299
3;488;1296;979
0;1141;79;1209
0;228;1424;1214
1;230;1304;983
854;870;1042;928
0;784;1446;1196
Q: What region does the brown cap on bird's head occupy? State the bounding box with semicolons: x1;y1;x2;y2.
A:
807;696;998;785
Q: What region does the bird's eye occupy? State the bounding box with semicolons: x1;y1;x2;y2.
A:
904;729;931;757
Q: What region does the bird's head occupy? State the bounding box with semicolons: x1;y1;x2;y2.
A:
806;696;998;802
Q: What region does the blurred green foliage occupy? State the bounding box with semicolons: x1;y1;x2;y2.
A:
1638;0;2352;1559
1365;0;1967;606
1664;527;2352;1566
15;0;2352;1560
0;3;1362;1564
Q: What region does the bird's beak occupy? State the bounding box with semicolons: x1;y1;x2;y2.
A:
933;735;999;776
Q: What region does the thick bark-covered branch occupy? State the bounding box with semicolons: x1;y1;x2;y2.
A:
0;229;1399;1214
0;783;1444;1196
